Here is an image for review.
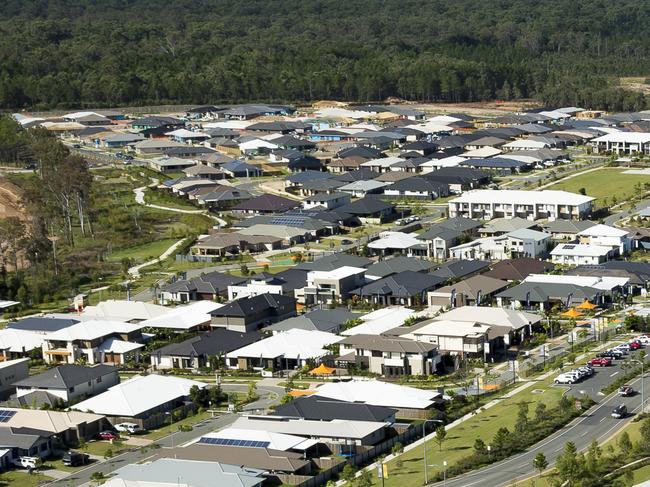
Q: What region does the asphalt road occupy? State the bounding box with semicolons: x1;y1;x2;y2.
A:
431;350;648;487
41;385;284;487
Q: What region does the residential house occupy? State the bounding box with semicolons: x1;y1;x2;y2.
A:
351;270;444;306
210;294;297;332
338;198;396;224
338;180;389;198
448;190;594;221
428;275;509;307
430;259;491;282
383;177;449;200
479;217;539;237
398;320;492;359
337;334;440;376
13;364;119;405
302;192;350;211
550;243;614;265
297;267;367;305
225;329;341;371
483;258;554;282
417;217;482;260
148;156;197;172
367;231;427;257
227;274;287;301
232;194;299;215
424;167;490;194
541;220;597;240
576;224;631;255
182;164;225;180
591;132;650;154
496;281;603;311
270;395;396;423
138;301;224;332
0;359;29;400
159;272;248;304
265;308;357;334
74;374;207;429
150;328;260;371
341;307;415;336
365;256;436;280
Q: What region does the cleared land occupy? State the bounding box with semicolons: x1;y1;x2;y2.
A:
546;168;650;207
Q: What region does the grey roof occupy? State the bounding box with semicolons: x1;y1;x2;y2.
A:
13;364;117;390
387;177;448;194
540;220;597;234
115;458;265;487
8;317;78;332
296;253;372;271
3;390;63;409
366;256;436;278
497;282;600;303
306;192;349;203
507;228;551;241
301;179;346;191
418;217;481;241
483;258;554;281
232;194;299;212
430;259;490;281
338;197;394;216
271;395;395;422
161;271;247;295
0;427;48;450
435;275;509;296
352;271;444;298
334;168;381;182
152;328;260;358
340;334;438;354
210;294;296;318
565;261;650;286
265;308;356;333
482;217;538;234
286;170;333;184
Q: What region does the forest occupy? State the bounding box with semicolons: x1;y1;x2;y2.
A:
0;0;649;111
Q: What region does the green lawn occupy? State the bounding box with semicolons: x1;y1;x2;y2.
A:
546;168;650;207
138;411;211;441
144;189;199;211
366;375;567;486
82;440;129;458
106;238;179;263
0;471;52;487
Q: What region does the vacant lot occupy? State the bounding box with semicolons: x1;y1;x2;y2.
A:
547;168;650;207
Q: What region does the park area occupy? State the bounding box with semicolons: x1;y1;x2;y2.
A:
547;168;650;208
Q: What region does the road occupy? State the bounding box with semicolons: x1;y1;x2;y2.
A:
432;350;648;487
42;384;284;487
604;197;650;226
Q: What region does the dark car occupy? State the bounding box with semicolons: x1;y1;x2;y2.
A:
62;450;90;467
612;404;628;419
123;155;134;161
619;385;635;397
72;144;81;149
340;239;353;245
98;430;120;441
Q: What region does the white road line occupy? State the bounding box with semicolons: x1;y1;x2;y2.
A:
600;417;606;422
610;371;620;377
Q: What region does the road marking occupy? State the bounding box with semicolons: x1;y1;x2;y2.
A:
610;371;620;377
600;417;606;422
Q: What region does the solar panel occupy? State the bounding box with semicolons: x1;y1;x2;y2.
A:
198;437;270;448
0;410;16;423
563;245;576;249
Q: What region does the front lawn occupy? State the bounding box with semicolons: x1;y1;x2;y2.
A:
0;471;52;487
106;238;179;263
138;411;211;441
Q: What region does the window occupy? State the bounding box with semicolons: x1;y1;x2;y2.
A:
87;381;91;386
69;387;75;393
97;376;102;383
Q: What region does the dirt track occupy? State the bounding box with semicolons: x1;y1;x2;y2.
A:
0;179;27;220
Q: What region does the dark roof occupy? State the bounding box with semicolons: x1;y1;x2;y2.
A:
300;179;346;192
333;168;380;183
483;258;554;281
271;395;396;422
366;256;436;278
340;334;438;354
418;217;482;240
210;294;296;318
8;317;78;332
295;254;372;272
232;194;299;213
435;275;509;296
161;271;248;294
0;427;48;450
286;171;333;184
423;167;490;185
265;308;356;333
3;390;63;409
338;198;395;216
565;261;650;286
13;364;117;390
430;259;490;281
271;268;309;291
402;140;438;151
164;146;216;156
460;158;531;169
287;156;324;171
152;328;260;358
387;177;448;194
497;282;600;303
352;271;444;298
336;146;383;159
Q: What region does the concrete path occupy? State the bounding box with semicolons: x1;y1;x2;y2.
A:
128;238;187;277
133;186;227;227
40;469;68;480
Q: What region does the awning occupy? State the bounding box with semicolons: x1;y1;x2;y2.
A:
577;300;597;310
309;364;335;375
561;308;583;318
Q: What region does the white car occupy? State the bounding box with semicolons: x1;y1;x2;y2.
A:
114;422;141;434
554;374;576;384
636;336;650;344
12;456;40;469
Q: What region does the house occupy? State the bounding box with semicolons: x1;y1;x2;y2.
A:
337;334;440;376
0;329;46;361
360;156;404;173
138;301;224;332
0;359;29;400
265;308;356;334
550;243;614;265
7;317;78;334
295;253;373;272
576;224;631;255
73;374;207;429
448;190;594;221
430;259;491;282
182;164;225;180
41;320;144;365
109;458;265;487
149;156;197;173
166;128;210;143
539;220;597;240
496;281;604;311
313;380;443;419
351;270;444;306
232;194;299;215
101;133;145;148
13;364;119;405
383;177;449;200
479;217;539;237
398;320;493;359
227;273;288;301
591;132;650;154
159;272;248;304
225;329;341;371
81;299;167;323
432;306;541;333
195;186;252;209
417;217;482;260
287;156;324;173
191;232;283;257
150;328;260;371
271;395;396;423
297;267;367;305
220;161;263;178
302;192;350;211
428;275;509;307
210;294;297;332
338;180;389;198
338;198;396;224
506;229;552;258
459;157;532;175
483;258;554;282
365;256;436;280
367;232;426;258
133;139;185;155
423;167;490;194
341;307;415;336
565;261;650;292
300;178;346;196
231;415;388;447
129;116;183;131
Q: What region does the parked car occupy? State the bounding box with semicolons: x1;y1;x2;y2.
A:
615;344;631;352
629;341;642;350
72;144;81;149
115;422;141;434
98;430;120;441
619;385;635;397
12;456;40;469
115;152;124;159
588;358;612;367
554;374;576;384
612;404;628;418
636;336;650;344
578;366;594;376
340;239;353;245
62;450;90;467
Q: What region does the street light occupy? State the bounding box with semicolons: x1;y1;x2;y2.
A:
422;419;444;485
165;411;176;458
427;461;447;486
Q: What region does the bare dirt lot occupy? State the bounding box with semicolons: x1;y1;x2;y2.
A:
0;178;26;221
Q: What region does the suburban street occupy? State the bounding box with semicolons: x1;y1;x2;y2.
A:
431;350;649;487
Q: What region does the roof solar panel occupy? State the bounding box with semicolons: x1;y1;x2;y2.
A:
0;410;16;423
198;437;269;448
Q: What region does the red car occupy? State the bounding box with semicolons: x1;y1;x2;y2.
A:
629;341;642;350
98;431;120;441
588;358;612;367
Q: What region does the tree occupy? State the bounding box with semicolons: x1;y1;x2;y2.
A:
246;381;258;402
356;469;372;487
555;442;582;483
578;187;587;195
492;427;511;451
515;401;529;433
240;264;249;275
188;385;210;408
473;438;487;454
434;425;447;451
340;464;356;483
533;452;548;477
534;402;547;423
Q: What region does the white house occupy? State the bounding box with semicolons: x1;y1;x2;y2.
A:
576;224;631;255
302;192;350;210
341;307;415;336
592;132;650;155
399;320;491;357
228;277;285;301
448;190;594;221
550;243;613;265
296;266;367;305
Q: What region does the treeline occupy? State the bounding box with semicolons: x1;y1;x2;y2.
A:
0;0;649;111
